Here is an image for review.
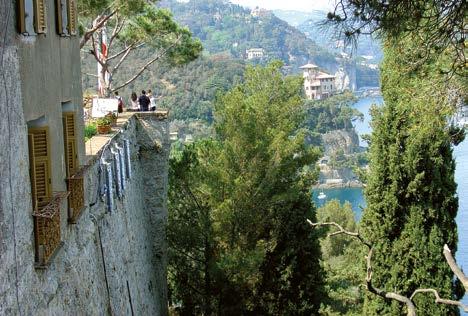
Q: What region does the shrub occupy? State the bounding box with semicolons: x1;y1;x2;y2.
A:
84;123;97;140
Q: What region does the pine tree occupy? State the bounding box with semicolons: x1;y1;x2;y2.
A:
361;36;464;315
168;62;326;314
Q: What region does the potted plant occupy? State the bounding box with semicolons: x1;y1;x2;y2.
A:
105;111;118;126
96;117;112;134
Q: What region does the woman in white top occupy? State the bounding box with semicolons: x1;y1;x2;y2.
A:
148;89;157;111
130;92;139;111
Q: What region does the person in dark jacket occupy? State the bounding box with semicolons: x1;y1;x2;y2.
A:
138;90;150;111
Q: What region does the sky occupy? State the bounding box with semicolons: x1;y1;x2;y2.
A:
229;0;333;12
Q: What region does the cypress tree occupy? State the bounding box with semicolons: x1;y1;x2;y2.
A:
361;35;464;315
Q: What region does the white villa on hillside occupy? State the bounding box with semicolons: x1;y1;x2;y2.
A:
246;48;265;60
301;63;336;100
251;7;270;17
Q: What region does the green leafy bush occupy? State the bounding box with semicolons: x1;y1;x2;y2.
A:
84;123;97;140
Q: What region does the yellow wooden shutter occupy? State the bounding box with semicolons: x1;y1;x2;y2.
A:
63;113;78;176
55;0;63;34
34;0;47;34
18;0;26;33
28;127;52;210
67;0;77;35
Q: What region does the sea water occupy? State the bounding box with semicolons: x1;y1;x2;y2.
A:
312;96;468;312
454;140;468;310
312;187;365;220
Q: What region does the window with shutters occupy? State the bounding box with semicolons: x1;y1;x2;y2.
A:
62;112;78;176
28;127;52;209
54;0;76;36
17;0;47;35
67;0;77;35
28;127;65;266
55;0;69;35
62;112;85;223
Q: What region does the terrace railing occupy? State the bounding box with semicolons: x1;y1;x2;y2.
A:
33;191;68;267
67;165;89;223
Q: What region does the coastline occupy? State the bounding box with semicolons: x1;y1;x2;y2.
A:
313;180;364;189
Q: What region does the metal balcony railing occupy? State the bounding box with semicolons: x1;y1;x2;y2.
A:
67;165;89;223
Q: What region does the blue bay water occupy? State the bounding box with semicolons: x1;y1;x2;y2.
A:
312;96;468;312
352;95;383;147
312;188;365;220
454;140;468;311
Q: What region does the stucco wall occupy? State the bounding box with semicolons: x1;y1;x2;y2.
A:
0;114;170;315
18;0;85;197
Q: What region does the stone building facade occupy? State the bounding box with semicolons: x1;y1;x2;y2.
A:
301;63;336;100
246;48;265;60
0;0;169;314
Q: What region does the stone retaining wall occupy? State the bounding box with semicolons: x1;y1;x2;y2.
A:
0;114;169;315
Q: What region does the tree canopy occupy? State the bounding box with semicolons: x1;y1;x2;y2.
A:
327;0;467;74
168;62;326;315
361;34;464;314
78;1;202;95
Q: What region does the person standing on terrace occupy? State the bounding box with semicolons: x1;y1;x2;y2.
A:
138;90;150;111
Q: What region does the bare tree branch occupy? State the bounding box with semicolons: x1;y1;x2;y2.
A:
106;42;144;61
108;15;126;52
91;35;106;68
80;10;118;49
110;43;145;75
411;289;468;312
443;244;468;291
111;47;133;73
308;219;468;316
306;219;371;248
365;247;417;316
110;36;182;92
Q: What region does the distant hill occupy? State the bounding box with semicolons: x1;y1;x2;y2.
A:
297;18;383;63
160;0;337;72
272;9;325;27
273;8;383;63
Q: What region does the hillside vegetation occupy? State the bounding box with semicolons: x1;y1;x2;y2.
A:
82;0;380;121
160;0;337;71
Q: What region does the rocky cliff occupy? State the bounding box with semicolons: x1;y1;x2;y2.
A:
318;129;362;186
322;129;360;156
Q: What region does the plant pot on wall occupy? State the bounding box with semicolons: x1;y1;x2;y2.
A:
105;112;118;126
96;117;112;134
97;124;111;134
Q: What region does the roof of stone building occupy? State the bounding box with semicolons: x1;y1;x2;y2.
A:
300;63;319;69
317;71;336;79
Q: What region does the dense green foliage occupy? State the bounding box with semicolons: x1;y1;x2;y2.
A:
316;200;365;315
156;56;245;121
302;92;362;148
361;35;464;314
84;122;97;140
305;92;361;134
168;63;326;315
78;0;151;24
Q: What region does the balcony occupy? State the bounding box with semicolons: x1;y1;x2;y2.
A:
33;191;68;268
67;165;89;223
